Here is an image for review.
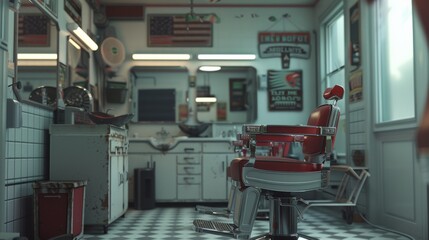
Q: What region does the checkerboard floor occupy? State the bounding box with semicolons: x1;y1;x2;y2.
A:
83;206;411;240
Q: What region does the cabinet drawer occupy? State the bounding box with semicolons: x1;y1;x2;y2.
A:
129;141;158;153
170;143;202;153
178;175;201;184
177;165;201;175
203;142;233;153
178;184;201;200
177;155;201;164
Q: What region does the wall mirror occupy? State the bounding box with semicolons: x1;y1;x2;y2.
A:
130;66;257;124
14;0;59;108
67;36;90;89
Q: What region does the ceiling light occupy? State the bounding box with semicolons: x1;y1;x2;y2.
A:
17;60;57;66
199;66;221;72
132;54;192;60
67;23;98;51
68;38;81;50
17;53;58;60
197;54;256;60
196;97;217;103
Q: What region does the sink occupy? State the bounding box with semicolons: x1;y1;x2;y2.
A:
147;136;188;152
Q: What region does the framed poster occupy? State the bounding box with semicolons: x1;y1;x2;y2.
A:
18;14;50;47
229;78;246;111
349;2;361;71
148;14;213;47
267;70;303;111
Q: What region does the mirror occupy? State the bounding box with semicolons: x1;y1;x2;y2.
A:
15;0;59;107
67;36;90;89
130;66;257;123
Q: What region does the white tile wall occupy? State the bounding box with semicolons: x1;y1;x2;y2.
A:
4;103;53;238
348;108;367;167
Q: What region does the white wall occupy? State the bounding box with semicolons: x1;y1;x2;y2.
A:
106;6;317;126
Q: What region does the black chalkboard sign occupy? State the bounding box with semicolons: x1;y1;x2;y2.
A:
138;89;176;121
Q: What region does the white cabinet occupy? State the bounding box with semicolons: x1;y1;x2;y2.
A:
49;124;128;232
153;154;177;201
202;154;228;200
177;153;202;200
128;139;234;203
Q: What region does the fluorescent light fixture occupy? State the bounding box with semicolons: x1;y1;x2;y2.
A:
17;53;58;60
68;38;81;50
196;97;217;103
67;23;98;51
197;54;256;60
132;54;191;60
17;60;57;66
199;66;221;72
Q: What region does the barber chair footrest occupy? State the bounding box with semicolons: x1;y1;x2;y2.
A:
193;219;250;239
250;233;318;240
195;205;231;218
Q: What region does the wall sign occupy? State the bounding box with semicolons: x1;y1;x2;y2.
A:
148;14;213;47
268;70;303;111
258;32;311;59
349;2;361;71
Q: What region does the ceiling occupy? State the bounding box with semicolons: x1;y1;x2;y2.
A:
97;0;319;8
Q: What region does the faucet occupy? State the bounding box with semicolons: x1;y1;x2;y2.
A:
156;127;170;139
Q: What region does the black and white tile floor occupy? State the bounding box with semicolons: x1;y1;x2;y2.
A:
83;206;411;240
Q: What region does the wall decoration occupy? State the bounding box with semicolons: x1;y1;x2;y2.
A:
18;14;50;47
65;0;82;27
229;78;247;111
148;14;213;47
268;70;303;111
281;52;290;69
258;32;311;59
217;102;227;121
349;2;361;71
349;69;363;103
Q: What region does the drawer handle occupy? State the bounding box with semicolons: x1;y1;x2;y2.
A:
184;157;195;161
184;148;195;152
183;177;194;184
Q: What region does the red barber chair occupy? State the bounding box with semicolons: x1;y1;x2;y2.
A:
194;85;346;239
195;135;298;219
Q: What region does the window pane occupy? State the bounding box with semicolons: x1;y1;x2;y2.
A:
327;15;345;73
377;0;414;122
328;68;346;113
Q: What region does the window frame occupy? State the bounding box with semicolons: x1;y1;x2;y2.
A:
373;0;417;130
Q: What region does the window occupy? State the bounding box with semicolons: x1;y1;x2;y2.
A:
320;5;346;158
324;12;346;112
375;0;414;123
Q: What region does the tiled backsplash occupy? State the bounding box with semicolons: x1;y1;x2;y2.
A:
4;103;52;237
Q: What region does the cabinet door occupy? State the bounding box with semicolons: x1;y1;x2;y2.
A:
202;154;227;200
123;154;129;209
153;154;177;201
110;154;125;221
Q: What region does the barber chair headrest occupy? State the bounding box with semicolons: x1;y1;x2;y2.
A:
323;85;344;101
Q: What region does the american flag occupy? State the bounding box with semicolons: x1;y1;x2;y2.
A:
148;15;213;47
18;15;49;46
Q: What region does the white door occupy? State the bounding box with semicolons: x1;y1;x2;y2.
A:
202;154;227;200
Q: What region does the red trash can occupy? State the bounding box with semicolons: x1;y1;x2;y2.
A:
33;180;87;240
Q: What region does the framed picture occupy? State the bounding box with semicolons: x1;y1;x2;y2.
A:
267;70;303;111
18;14;50;47
229;78;247;111
148;14;213;47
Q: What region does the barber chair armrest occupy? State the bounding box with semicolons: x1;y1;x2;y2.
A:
330;165;370;180
243;124;336;136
